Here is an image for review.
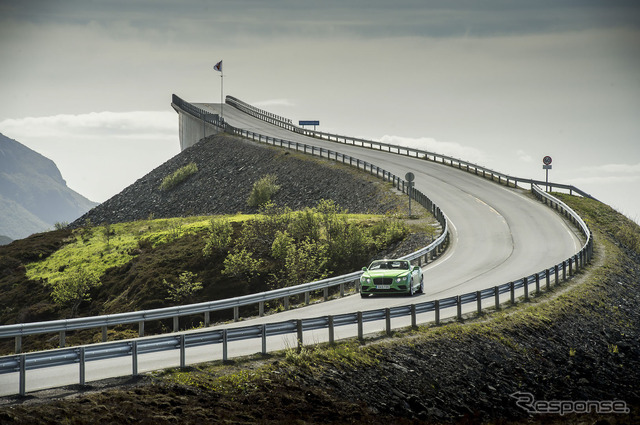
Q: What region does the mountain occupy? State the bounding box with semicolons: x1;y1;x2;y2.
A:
0;133;98;240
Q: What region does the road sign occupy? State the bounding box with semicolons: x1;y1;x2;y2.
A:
299;120;320;126
542;156;552;192
405;172;415;182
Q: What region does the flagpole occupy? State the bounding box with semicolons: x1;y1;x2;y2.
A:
220;69;224;121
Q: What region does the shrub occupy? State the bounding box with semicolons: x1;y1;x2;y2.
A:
50;267;101;317
159;162;198;191
163;271;203;303
247;174;280;207
202;218;234;256
221;248;263;280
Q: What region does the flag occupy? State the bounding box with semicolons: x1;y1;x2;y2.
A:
214;60;222;72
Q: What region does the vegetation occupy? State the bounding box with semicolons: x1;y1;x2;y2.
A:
163;271;203;303
0;200;433;353
159;162;198;191
247;174;280;207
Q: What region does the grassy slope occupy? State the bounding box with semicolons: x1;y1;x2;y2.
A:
0;207;435;354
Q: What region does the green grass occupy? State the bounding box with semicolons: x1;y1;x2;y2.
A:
159;162;198;191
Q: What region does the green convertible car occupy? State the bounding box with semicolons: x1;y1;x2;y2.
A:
359;259;424;298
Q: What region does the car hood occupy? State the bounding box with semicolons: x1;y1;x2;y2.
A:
363;269;410;278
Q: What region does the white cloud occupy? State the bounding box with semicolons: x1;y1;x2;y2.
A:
253;99;295;108
378;134;488;166
516;150;533;163
0;111;180;203
0;111;177;140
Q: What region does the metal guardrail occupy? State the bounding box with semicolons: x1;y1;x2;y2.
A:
0;96;594;396
0;95;449;355
225;96;295;128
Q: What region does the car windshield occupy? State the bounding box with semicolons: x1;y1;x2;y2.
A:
369;261;409;270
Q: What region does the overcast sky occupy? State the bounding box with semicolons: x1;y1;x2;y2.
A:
1;1;639;222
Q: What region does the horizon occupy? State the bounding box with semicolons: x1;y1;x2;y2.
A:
1;1;638;222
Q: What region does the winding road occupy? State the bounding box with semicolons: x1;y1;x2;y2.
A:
0;102;584;395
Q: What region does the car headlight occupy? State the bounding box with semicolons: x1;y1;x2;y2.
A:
362;277;371;284
396;275;410;283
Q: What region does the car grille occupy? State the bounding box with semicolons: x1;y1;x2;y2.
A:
373;277;393;285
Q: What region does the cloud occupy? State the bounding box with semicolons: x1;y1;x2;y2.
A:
0;111;180;203
516;150;533;163
378;134;488;165
0;111;177;141
253;99;295;108
566;162;640;186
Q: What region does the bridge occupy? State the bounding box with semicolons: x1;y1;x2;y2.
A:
0;95;592;396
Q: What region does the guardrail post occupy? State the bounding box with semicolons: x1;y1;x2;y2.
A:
59;330;66;348
523;277;529;301
204;311;210;327
510;282;515;304
340;282;345;297
562;261;567;282
79;346;86;386
138;321;145;337
284;297;290;311
102;326;108;342
180;334;186;368
173;316;179;332
328;316;335;344
19;354;26;396
476;291;482;314
546;269;551;290
569;258;573;277
435;300;440;325
357;312;364;342
411;305;417;329
259;302;265;317
15;336;21;354
132;341;138;376
555;265;560;286
535;274;540;295
261;324;267;354
323;287;329;301
305;291;310;305
297;320;303;350
456;296;462;321
385;308;391;336
234;306;239;321
222;329;228;362
494;286;500;310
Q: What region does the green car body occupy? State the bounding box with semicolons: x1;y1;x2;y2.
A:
359;259;423;298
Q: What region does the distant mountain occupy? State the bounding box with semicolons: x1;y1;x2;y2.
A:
0;133;98;240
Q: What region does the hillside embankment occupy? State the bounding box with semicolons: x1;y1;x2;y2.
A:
1;137;639;424
72;134;402;226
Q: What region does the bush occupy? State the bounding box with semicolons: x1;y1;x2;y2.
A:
202;218;233;256
163;271;203;303
159;162;198;191
247;174;280;207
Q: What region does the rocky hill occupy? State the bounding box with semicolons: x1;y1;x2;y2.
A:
0;133;97;240
72;134;400;227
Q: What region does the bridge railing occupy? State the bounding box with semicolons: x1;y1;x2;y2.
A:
225;95;299;130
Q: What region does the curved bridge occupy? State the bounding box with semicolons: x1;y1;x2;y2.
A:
0;96;591;396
